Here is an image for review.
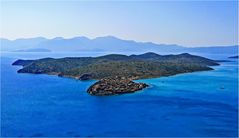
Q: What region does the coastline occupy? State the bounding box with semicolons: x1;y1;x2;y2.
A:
11;52;220;96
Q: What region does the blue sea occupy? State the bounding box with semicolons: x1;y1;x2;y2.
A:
1;52;238;137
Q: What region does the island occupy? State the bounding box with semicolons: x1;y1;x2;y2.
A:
87;76;149;96
228;55;239;59
12;52;219;96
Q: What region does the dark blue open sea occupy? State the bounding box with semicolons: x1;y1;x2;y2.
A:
1;52;238;137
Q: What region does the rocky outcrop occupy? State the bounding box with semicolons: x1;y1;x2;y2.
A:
12;59;34;66
79;73;92;80
87;76;149;96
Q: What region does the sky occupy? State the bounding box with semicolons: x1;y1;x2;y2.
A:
0;0;238;47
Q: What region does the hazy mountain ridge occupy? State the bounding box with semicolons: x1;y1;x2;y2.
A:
1;36;238;54
1;37;47;51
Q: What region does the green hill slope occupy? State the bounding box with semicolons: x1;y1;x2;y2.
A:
13;52;219;80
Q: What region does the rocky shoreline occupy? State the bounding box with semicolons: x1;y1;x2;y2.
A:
12;52;220;96
87;76;149;96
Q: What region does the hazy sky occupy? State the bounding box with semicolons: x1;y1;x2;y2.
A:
0;1;238;47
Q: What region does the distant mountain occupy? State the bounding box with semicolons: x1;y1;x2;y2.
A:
36;36;184;52
1;36;238;54
13;48;51;52
186;45;238;54
1;37;47;51
228;55;239;59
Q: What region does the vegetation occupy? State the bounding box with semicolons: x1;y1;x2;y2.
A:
13;52;219;80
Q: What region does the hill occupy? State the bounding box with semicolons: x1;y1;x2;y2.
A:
13;52;219;80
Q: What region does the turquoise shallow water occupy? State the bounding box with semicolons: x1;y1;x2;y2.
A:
1;52;238;137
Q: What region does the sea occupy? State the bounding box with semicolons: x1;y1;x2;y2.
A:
1;52;238;137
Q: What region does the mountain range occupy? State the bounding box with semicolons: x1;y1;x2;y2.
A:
1;36;238;54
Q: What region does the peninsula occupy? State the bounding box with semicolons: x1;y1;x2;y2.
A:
12;52;219;95
229;55;239;59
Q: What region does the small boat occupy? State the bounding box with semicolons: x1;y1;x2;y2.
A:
220;86;225;89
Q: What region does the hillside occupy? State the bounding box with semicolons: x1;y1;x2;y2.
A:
13;52;219;80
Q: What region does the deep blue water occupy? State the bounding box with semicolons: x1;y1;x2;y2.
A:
1;52;238;137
